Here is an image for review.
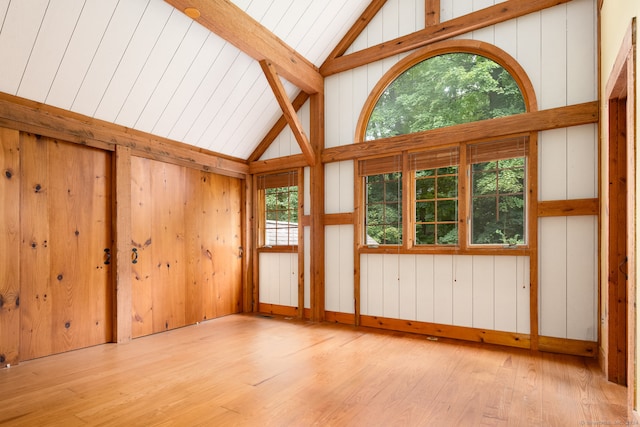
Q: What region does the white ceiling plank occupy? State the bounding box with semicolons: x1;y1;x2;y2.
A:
135;21;210;133
224;88;281;157
168;43;243;142
184;53;255;145
71;0;149;115
0;0;49;95
0;0;10;28
17;0;85;103
93;0;173;123
260;0;295;36
113;9;193;127
44;0;119;110
151;32;226;137
201;64;265;150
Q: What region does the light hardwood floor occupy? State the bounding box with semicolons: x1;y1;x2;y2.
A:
0;314;630;426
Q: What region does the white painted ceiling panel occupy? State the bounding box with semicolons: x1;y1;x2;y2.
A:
184;53;255;145
112;10;193;128
93;1;174;123
150;33;226;137
17;1;85;102
0;0;372;160
169;44;244;142
71;0;149;115
44;0;120;110
0;0;49;95
134;22;210;133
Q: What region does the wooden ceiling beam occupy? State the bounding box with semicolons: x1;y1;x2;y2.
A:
323;0;388;63
165;0;323;94
260;60;316;167
320;0;572;76
0;92;249;178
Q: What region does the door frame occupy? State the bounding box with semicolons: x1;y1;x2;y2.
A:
604;17;636;409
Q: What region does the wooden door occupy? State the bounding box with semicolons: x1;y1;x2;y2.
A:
20;134;112;360
131;157;243;338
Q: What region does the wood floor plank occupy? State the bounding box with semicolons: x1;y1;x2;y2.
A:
0;314;630;426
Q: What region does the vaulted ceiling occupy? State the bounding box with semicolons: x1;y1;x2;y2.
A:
0;0;371;160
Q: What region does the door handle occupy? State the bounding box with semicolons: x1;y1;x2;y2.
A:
132;248;138;264
619;256;628;280
104;248;111;265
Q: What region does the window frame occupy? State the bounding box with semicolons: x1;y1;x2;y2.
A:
257;170;301;250
358;136;531;255
355;41;537;256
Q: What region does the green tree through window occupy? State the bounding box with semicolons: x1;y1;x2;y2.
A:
366;53;525;140
360;51;528;249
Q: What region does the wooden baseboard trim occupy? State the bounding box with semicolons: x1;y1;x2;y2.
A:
325;311;356;325
258;303;299;317
538;335;597;358
360;315;530;350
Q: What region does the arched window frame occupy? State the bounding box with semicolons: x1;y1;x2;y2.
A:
355;40;538;254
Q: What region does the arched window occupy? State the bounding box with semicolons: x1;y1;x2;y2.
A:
366;53;526;140
356;41;536;250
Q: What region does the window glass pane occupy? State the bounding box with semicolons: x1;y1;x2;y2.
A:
471;157;525;245
437;223;458;245
364;173;402;245
437;200;457;222
414;165;458;246
437;175;457;198
416;201;434;222
366;53;526;140
263;182;298;246
416;224;435;244
416;178;435;199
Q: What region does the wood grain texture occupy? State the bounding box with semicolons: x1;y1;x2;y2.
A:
131;157;243;338
0;315;629;425
0;128;20;367
320;0;572;76
20;135;113;361
0;92;248;179
325;102;597;163
537;198;599;217
164;0;323;94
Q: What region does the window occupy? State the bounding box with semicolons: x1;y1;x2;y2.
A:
257;171;299;247
412;147;460;245
366;52;525;140
361;155;402;245
358;138;528;249
469;140;526;245
358;47;530;251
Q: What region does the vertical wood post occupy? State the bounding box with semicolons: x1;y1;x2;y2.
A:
113;145;132;343
310;93;325;322
244;175;255;312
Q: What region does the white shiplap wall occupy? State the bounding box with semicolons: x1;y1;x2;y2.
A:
263;0;598;342
259;252;298;307
360;254;530;333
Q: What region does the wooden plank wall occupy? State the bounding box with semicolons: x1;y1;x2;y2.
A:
131;156;243;338
19;135;113;361
0;128;20;366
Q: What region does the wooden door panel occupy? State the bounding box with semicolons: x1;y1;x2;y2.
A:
150;160;186;333
131;157;153;338
20;135;112;360
20;134;53;360
131;158;243;337
0;128;21;367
